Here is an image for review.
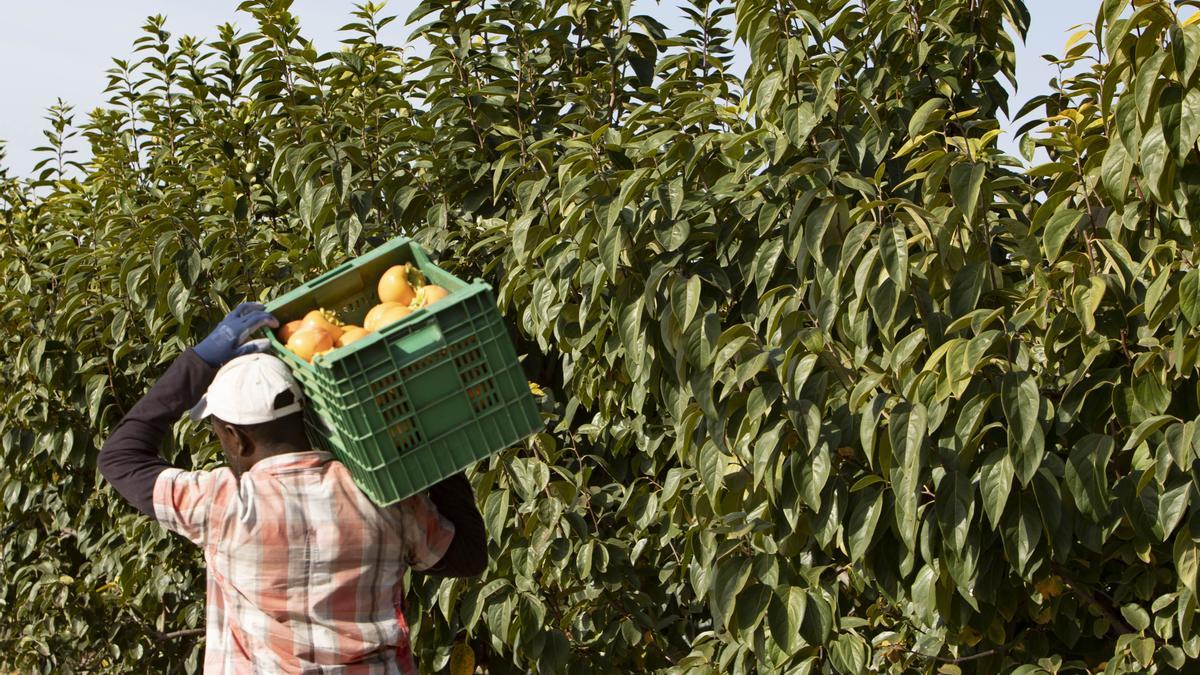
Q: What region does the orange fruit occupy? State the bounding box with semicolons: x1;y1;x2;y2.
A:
364;302;405;331
416;284;450;308
277;319;305;343
336;326;369;348
286;328;334;363
301;309;343;341
374;303;413;330
378;264;416;305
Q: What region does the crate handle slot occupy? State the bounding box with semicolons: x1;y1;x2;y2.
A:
306;261;354;289
388;322;446;361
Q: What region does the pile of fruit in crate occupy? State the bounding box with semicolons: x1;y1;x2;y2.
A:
277;264;451;362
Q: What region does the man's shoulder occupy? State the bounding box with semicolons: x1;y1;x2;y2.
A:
156;465;237;487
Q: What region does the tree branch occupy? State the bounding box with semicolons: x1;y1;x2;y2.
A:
126;610;205;643
153;628;206;641
906;641;1013;664
1053;564;1133;636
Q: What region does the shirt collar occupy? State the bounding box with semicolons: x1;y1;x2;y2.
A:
248;450;333;475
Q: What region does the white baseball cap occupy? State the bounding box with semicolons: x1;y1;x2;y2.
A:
189;353;305;425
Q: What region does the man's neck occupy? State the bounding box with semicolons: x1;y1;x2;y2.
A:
243;444;313;473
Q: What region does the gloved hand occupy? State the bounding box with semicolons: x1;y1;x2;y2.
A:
194;301;280;367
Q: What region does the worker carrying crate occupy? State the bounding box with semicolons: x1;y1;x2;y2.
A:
99;237;540;673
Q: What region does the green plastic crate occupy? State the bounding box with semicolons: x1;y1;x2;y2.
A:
263;237;541;505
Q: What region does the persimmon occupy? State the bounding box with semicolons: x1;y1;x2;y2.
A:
286;328;334;362
415;284;450;308
276;319;305;342
364;302;406;331
374;303;413;330
301;309;343;341
378;264;417;305
336;325;369;348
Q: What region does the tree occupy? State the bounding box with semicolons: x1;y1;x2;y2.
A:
1;0;1198;672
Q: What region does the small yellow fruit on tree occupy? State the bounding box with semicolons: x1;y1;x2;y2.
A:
449;642;474;675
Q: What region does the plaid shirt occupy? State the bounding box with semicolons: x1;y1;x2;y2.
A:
153;450;455;674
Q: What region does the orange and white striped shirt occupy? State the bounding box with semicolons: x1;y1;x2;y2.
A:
153;451;455;674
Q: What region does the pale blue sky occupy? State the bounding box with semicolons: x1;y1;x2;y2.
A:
0;1;1100;177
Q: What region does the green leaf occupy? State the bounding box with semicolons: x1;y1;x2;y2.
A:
1161;84;1186;160
767;587;806;654
979;449;1014;528
1066;435;1115;523
1101;139;1133;202
1121;604;1151;633
1181;269;1200;326
732;584;772;636
879;225;909;292
846;487;884;561
1002;371;1043;484
698;440;724;502
949;262;987;318
752;237;785;294
1125;415;1178;451
799;590;833;645
600;223;624;278
711;556;752;628
797;443;831;512
889;402;928;549
1131;636;1155;668
911;565;939;625
1140;125;1172;201
753;422;784;489
1041;209;1083;264
1174;525;1200;594
1144;266;1173;319
908;97;947;136
656;218;690;252
1015;492;1042;578
949;162;986;224
484;488;510;539
85;375;108;423
803;201;836;259
1135;50;1167;122
936;469;974;552
1181;88;1200;155
1164;422;1196;471
538;630;570;673
1157;480;1190;538
1176;24;1200;84
1116;92;1143;157
1020;134;1036;162
683;275;702;329
828;632;868;674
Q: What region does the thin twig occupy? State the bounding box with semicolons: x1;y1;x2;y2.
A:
905;641;1013;664
158;628;206;641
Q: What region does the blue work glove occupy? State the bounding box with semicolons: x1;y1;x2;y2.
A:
193;301;280;367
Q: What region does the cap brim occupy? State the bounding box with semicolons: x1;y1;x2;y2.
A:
188;395;213;422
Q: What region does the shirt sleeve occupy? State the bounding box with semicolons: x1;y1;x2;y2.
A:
152;467;231;547
421;473;488;577
396;491;456;572
98;349;218;516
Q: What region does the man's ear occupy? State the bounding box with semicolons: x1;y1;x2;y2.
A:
228;424;254;457
213;418;250;456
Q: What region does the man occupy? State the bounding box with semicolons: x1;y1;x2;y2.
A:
98;302;486;674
